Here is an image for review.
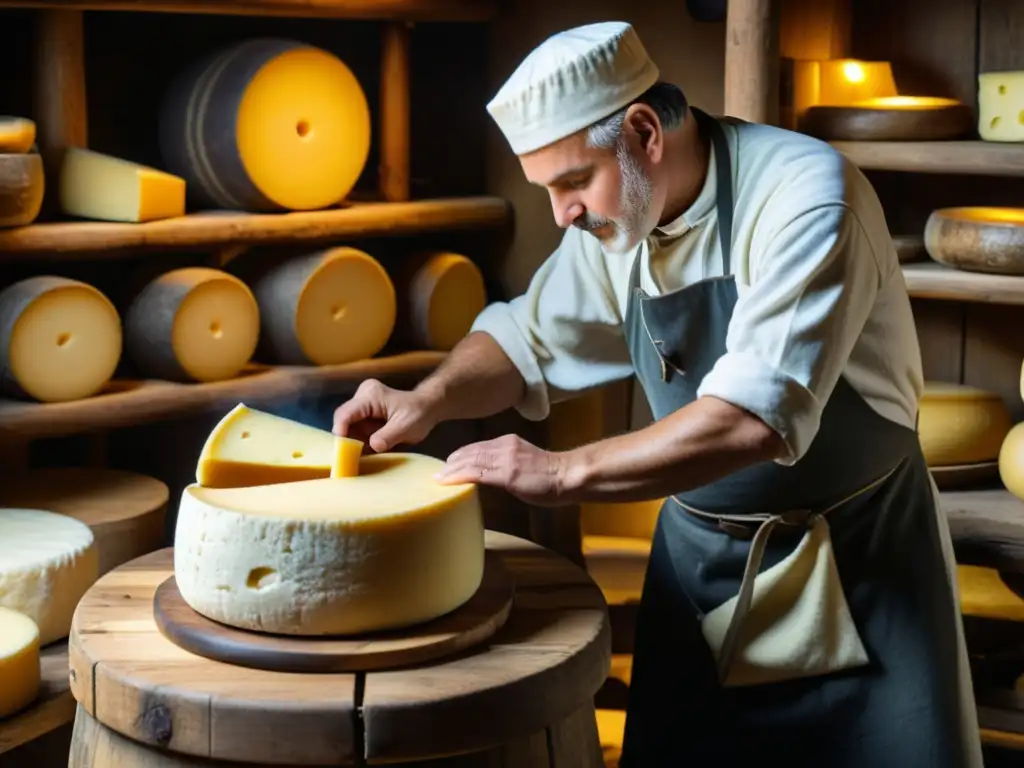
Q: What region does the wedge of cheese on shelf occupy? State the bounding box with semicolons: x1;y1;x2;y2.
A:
0;276;122;403
0;509;100;646
196;403;362;488
917;382;1012;466
176;448;484;636
0;606;41;718
59;147;186;223
979;71;1024;142
0;116;36;154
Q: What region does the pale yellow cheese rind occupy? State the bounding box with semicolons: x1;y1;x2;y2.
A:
999;422;1024;502
60;147;186;223
0;606;41;718
979;71;1024;143
175;452;483;636
918;381;1012;465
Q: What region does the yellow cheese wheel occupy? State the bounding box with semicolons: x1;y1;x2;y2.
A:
917;381;1012;466
59;147;186;223
0;276;122;402
0;607;41;718
397;252;487;351
957;564;1024;622
252;247;396;366
0;151;44;228
125;267;260;383
159;39;370;212
0;117;36;154
999;421;1024;501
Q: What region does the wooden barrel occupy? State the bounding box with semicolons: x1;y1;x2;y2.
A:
67;531;611;767
158;38;371;213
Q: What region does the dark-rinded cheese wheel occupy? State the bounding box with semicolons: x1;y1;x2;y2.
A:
158;38;371;212
0;152;44;228
394;251;487;351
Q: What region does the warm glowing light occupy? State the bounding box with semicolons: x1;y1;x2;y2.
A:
841;61;866;83
943;207;1024;225
852;96;963;110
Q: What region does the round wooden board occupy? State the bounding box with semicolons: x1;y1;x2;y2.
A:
925;207;1024;276
930;461;1000;490
0;466;168;576
152;550;515;673
802;102;973;141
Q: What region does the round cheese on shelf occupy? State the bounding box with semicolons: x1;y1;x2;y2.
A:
175;452;484;636
125;267;260;383
917;382;1012;466
398;252;487;351
0;117;36;154
0;276;122;402
0;509;100;646
159;38;371;212
0;151;44;229
0;606;41;719
252;247;396;366
999;421;1024;502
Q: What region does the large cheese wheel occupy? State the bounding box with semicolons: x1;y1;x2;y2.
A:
0;607;41;718
0;276;122;402
0;509;100;645
0;151;44;228
174;452;484;636
999;421;1024;501
125;267;260;382
924;207;1024;276
396;251;487;351
60;147;186;223
158;39;371;212
917;382;1012;466
0;117;36;154
252;247;396;366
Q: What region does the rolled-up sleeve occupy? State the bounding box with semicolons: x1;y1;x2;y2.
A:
696;203;882;465
470;228;635;421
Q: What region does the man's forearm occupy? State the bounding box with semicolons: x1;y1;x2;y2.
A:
560;395;786;503
415;331;527;422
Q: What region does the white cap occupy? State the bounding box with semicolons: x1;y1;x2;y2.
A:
487;21;660;156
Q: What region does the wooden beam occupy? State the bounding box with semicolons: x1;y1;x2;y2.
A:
379;22;411;202
724;0;780;124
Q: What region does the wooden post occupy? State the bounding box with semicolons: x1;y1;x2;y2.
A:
724;0;780;125
380;21;411;202
34;9;88;214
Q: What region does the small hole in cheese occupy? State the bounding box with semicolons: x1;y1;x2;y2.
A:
240;431;251;439
56;332;72;347
296;119;311;138
1000;84;1007;95
330;304;347;321
246;567;279;590
209;320;223;338
292;450;304;459
992;116;1002;129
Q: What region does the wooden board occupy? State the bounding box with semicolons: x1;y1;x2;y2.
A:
152;550;514;673
0;642;74;755
832;142;1024;176
0;467;167;575
931;462;1000;490
945;489;1024;572
803;102;973;141
902;262;1024;305
68;532;611;764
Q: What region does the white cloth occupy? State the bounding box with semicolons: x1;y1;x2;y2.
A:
470;119;925;466
486;21;660;155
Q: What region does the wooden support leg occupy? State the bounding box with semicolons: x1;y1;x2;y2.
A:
724;0;780;125
380;21;411;202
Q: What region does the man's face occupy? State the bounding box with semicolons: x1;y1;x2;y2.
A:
520;130;655;255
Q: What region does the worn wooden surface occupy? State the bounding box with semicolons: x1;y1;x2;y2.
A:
68;531;610;764
833;142;1024;176
379;22;411;202
724;0;779;125
804;102;973;142
903;264;1024;306
945;489;1024;571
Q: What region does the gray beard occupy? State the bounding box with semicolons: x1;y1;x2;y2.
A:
574;142;653;255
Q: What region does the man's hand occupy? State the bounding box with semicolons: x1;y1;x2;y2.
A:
332;379;441;453
434;434;571;507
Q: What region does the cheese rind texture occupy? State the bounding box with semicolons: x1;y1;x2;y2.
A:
0;606;41;718
60;147;186;223
917;382;1012;465
175;452;484;635
979;71;1024;142
0;117;36;154
0;152;44;228
0;509;99;646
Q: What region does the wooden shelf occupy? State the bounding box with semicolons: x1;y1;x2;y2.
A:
902;262;1024;305
944;487;1024;572
0;351;445;440
832;141;1024;177
0;197;511;260
0;641;74;755
0;0;498;21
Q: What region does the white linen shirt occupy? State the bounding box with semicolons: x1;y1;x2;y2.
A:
471;119;924;466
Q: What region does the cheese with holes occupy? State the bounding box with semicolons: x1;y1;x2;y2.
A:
59;147;185;223
331;435;362;478
979;71;1024;142
917;382;1012;466
159;39;370;212
0;151;44;228
0;509;99;646
402;252;487;351
0;276;122;402
999;422;1024;502
197;403;357;487
125;267;259;383
0;607;41;718
0;117;36;154
174;452;483;635
252;247;396;365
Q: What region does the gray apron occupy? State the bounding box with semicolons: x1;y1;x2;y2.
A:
617;109;981;767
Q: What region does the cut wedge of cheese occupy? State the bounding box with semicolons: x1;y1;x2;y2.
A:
0;117;36;154
174;452;483;635
159;39;370;212
198;403;341;488
125;267;260;382
0;151;44;228
331;435;362;478
0;607;41;718
398;252;487;351
0;509;100;645
59;147;186;223
0;276;122;402
252;247;396;366
918;382;1012;466
979;71;1024;142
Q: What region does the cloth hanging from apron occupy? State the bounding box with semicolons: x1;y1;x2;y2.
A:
617;108;982;767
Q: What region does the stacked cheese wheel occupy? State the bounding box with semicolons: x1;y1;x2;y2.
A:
918;382;1012;467
175;403;484;635
0;116;44;228
394;251;488;351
